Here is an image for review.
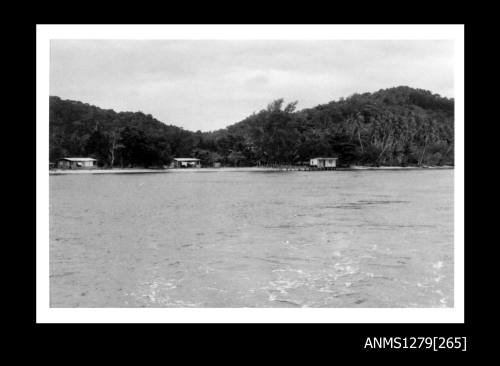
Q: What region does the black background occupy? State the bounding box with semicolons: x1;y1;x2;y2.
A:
21;10;475;357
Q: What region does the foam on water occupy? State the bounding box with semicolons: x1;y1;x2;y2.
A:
50;169;453;307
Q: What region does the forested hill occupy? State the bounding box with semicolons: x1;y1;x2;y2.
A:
49;86;454;167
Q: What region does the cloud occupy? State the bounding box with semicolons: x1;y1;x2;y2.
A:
50;40;454;131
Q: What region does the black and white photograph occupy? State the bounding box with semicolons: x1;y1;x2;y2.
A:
36;25;464;323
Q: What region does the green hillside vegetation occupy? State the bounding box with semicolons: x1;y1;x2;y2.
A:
49;86;454;168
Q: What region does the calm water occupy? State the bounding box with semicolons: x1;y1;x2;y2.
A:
50;169;453;308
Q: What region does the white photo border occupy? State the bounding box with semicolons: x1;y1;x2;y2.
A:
36;24;464;323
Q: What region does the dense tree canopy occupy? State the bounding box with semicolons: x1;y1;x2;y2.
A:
50;86;454;168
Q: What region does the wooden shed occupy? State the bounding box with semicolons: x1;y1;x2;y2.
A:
56;157;97;169
309;157;338;170
172;158;201;168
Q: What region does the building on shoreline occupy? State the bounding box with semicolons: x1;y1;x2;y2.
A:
172;158;201;168
56;157;97;169
309;157;338;169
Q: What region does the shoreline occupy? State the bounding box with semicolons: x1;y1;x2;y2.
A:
49;165;454;175
346;165;454;171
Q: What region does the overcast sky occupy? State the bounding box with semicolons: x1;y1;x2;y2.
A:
50;40;454;132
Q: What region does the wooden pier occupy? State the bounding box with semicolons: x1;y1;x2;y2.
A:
261;164;337;171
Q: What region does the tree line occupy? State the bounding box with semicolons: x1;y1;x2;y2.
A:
49;86;454;168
